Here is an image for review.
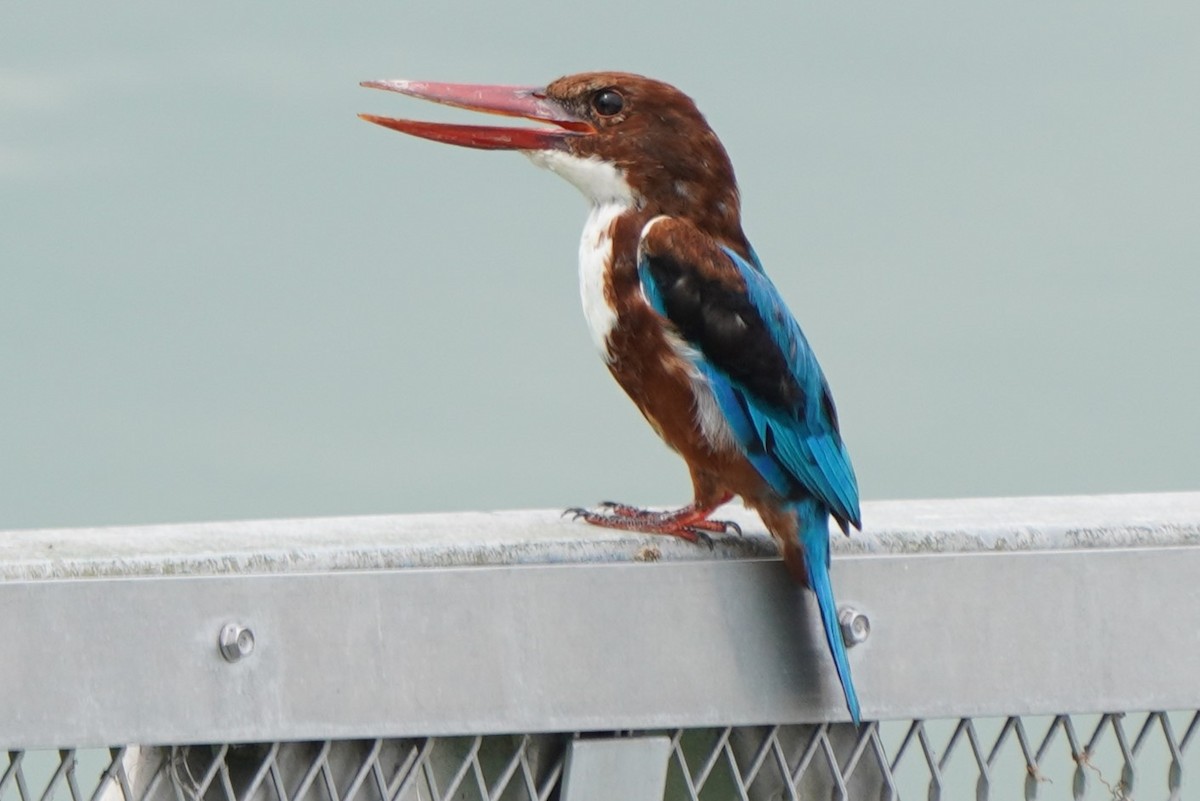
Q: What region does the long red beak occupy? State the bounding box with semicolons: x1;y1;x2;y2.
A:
358;80;592;151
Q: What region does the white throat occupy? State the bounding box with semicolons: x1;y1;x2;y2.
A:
525;151;636;360
524;150;634;206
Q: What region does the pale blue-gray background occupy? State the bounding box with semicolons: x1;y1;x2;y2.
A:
3;2;1197;530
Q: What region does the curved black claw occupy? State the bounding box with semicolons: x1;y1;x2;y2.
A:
683;527;716;550
562;507;590;520
721;520;743;537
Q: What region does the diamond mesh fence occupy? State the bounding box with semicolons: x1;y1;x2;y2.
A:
4;712;1197;801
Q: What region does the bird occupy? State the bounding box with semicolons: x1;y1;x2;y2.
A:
359;72;864;724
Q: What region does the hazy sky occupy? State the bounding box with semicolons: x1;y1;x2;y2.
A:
3;2;1198;530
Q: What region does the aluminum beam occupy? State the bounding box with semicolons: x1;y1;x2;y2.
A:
1;492;1198;749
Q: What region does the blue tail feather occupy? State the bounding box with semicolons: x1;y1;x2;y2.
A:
795;500;861;725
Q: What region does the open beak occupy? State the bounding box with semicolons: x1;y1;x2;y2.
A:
358;79;592;151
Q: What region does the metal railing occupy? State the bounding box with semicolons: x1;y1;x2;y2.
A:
1;492;1198;800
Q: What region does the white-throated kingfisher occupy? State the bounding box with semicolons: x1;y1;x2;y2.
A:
360;72;864;723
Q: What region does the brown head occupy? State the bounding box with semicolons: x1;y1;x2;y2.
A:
360;71;745;243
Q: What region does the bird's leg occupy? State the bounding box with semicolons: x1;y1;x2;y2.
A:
565;493;740;548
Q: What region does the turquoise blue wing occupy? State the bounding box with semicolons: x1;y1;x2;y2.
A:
638;220;861;530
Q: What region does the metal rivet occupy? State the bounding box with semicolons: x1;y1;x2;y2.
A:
219;623;255;662
838;606;870;647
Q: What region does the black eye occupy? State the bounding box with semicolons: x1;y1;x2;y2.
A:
591;89;624;117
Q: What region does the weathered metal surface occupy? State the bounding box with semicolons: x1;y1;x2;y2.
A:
2;535;1199;749
2;492;1197;580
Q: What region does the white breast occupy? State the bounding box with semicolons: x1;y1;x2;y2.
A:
578;202;622;359
523;149;637;362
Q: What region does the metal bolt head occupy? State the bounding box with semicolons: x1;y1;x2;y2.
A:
838;606;870;647
219;623;255;662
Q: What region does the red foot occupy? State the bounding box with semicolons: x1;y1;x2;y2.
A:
564;501;741;548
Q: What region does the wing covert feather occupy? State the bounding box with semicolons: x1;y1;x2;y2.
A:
638;217;861;529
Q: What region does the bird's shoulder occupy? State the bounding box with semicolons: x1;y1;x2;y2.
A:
637;215;751;286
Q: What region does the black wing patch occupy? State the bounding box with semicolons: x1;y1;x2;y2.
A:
642;251;807;417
